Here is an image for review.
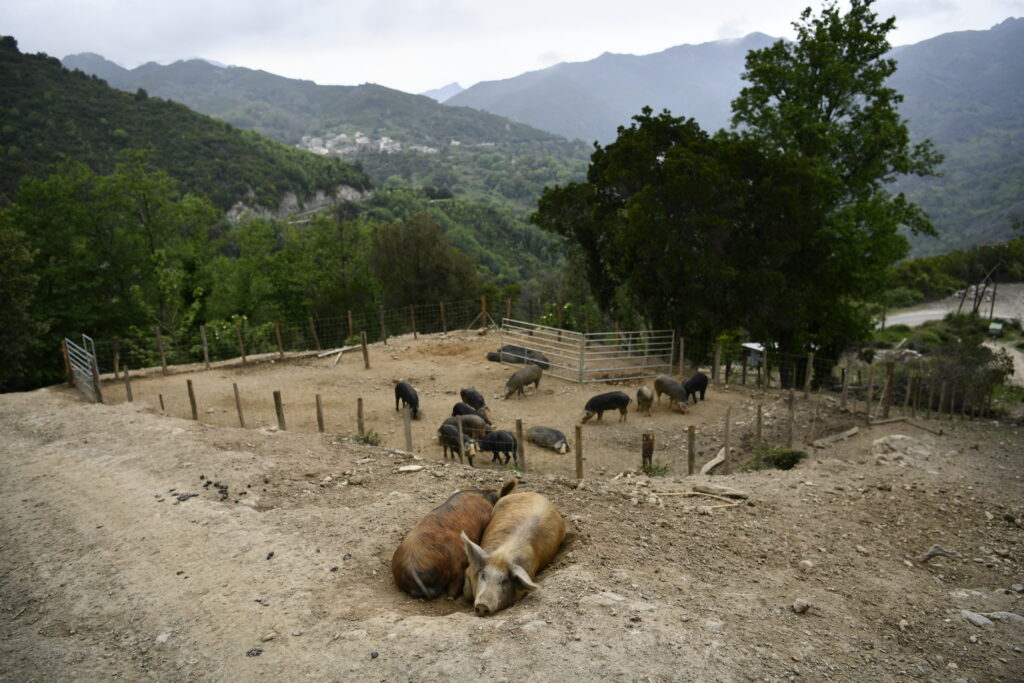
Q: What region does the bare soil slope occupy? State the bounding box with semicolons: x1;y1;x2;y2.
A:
1;331;1021;682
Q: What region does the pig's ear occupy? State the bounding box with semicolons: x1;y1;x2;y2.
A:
510;563;539;592
499;479;517;497
461;531;488;570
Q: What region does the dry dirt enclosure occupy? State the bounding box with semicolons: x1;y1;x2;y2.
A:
1;330;1022;682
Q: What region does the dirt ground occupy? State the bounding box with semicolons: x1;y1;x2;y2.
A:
1;330;1022;682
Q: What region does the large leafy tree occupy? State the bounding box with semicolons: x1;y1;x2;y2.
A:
535;0;940;357
730;0;941;341
533;108;827;343
368;212;482;308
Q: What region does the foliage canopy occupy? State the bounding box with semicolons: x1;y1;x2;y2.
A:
534;0;941;355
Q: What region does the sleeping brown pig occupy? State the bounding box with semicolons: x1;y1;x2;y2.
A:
392;479;516;599
461;491;565;616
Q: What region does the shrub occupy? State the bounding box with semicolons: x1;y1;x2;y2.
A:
641;460;670;477
353;430;382;446
743;446;807;472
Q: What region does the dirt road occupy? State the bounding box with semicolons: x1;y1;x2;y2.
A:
1;332;1022;681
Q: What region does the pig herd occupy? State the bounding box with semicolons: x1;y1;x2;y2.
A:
394;366;710;467
391;479;566;616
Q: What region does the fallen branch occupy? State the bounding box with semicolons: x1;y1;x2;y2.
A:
331;349;345;367
653;491;738;505
317;344;359;359
916;544;962;563
693;484;749;499
812;426;859;448
870;417;943;435
700;447;726;475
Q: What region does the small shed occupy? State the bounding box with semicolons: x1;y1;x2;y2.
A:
988;321;1004;338
742;342;765;366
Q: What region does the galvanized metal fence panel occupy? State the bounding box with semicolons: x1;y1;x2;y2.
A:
499;319;675;383
65;334;103;403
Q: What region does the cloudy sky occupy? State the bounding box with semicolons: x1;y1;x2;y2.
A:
3;0;1021;94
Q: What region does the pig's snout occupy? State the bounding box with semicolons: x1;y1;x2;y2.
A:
474;602;493;617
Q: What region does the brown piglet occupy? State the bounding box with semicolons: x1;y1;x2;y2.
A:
461;491;565;616
392;479;516;599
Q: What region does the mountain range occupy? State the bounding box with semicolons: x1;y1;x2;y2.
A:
444;19;1024;255
59;17;1024;255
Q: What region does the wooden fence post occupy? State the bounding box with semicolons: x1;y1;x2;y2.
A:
273;390;286;430
803;352;814;398
122;364;133;402
903;373;913;414
456;417;466;464
506;298;512;322
308;317;321;351
687;425;696;476
187;379;198;420
360;331;370;369
761;346;769;389
808;387;823;444
409;305;417;340
840;362;850;411
199;325;211;370
378;305;387;344
113;336;121;379
712;343;722;384
233;383;245;428
787;389;795;448
949;381;957;420
274;322;284;358
61;340;73;386
440;302;447;334
938;381;947;421
678;335;685;376
865;365;875;420
723;407;732;474
756;403;763;445
357;397;365;437
235;322;247;364
515;419;526;471
316;393;325;433
155;326;168;375
404;406;413;452
348;310;354;340
882;361;895;419
641;432;654;469
480;295;487;329
575;424;584;480
159;394;164;413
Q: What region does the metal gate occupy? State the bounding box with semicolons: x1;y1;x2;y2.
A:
499;319;675;383
64;334;105;403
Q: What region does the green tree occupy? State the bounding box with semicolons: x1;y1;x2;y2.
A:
368;212;481;308
730;0;942;345
533;109;829;343
0;221;47;390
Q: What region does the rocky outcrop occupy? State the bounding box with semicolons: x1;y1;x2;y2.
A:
226;185;372;222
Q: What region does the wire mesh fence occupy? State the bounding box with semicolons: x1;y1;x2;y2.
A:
80;296;999;422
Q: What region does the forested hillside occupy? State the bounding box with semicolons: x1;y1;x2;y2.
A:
1;38;369;210
1;38;567;392
61;53;591;213
889;18;1024;255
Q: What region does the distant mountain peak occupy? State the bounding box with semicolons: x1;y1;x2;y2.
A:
421;81;464;103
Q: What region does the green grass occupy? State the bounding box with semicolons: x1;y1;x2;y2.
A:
353;430;382;446
641;460;670;477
